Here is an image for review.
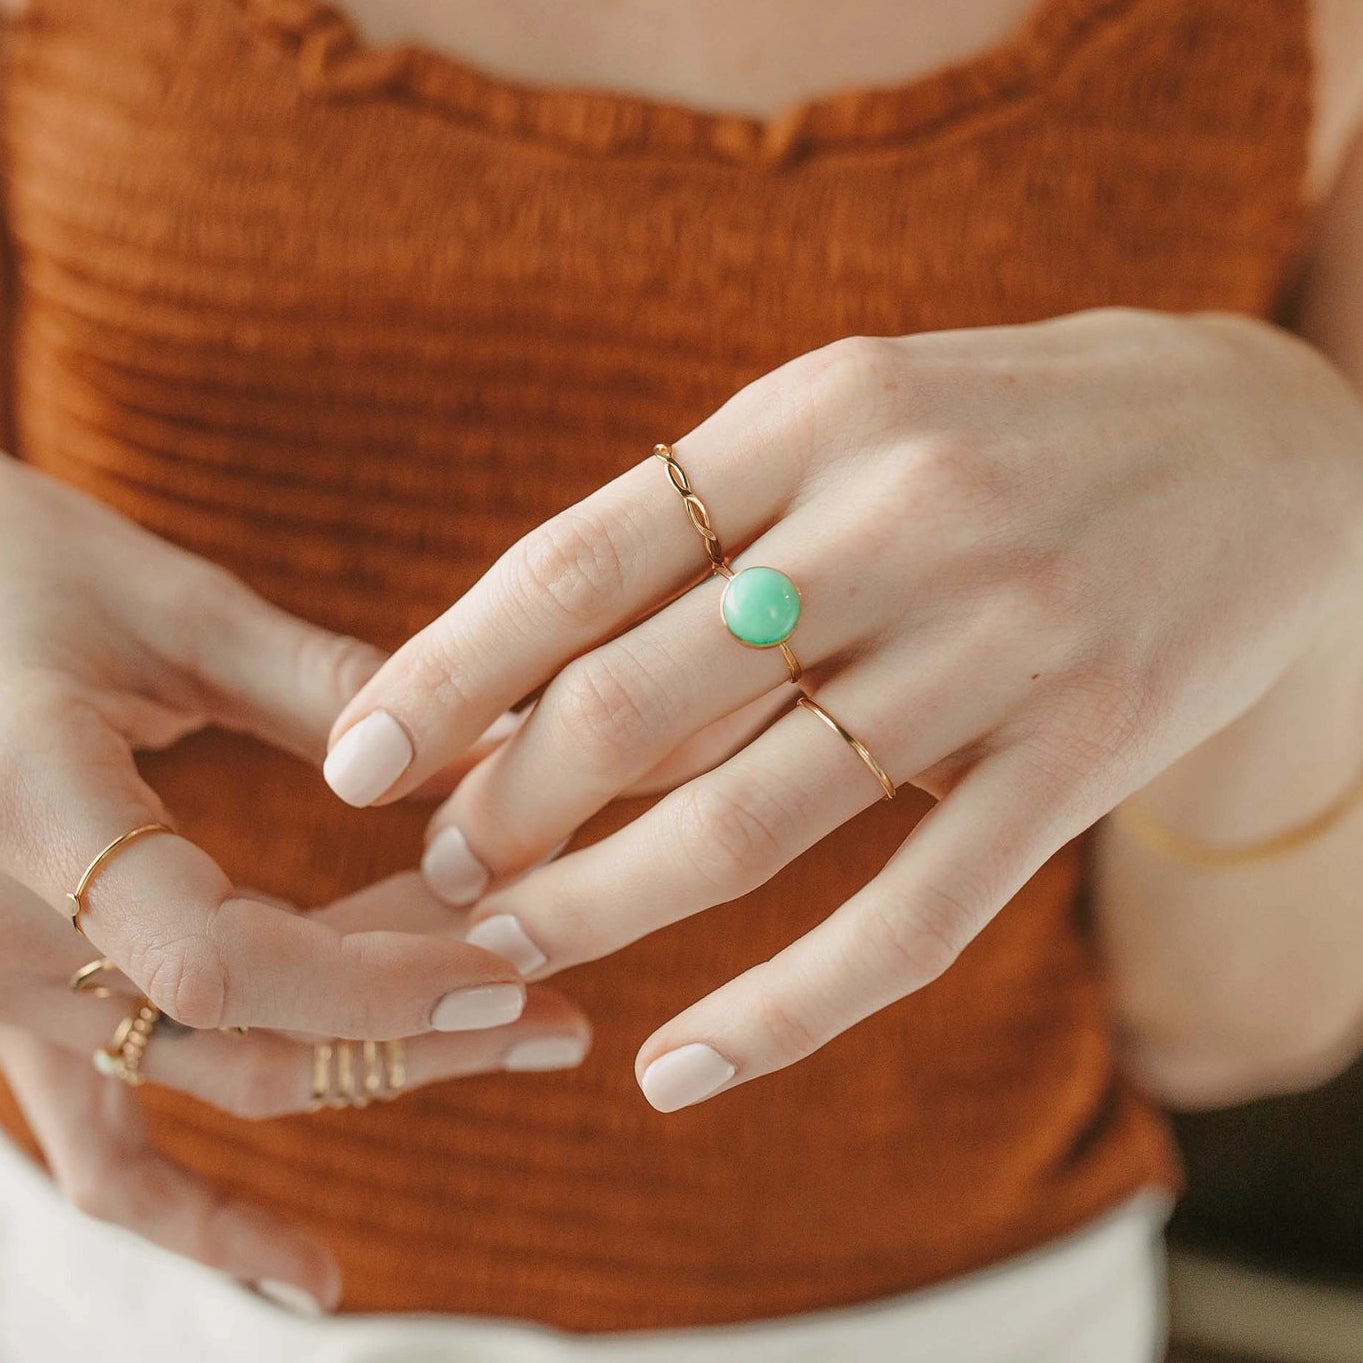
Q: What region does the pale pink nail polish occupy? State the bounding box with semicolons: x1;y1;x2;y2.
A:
465;914;547;975
503;1035;588;1072
422;827;491;905
430;982;525;1031
255;1279;325;1316
640;1043;735;1112
323;710;412;807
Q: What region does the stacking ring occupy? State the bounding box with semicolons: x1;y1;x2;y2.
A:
69;957;123;999
653;443;804;684
65;822;174;938
795;694;897;802
92;997;162;1086
310;1039;407;1111
653;443;896;801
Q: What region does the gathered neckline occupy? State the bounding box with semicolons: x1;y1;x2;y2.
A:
241;0;1137;166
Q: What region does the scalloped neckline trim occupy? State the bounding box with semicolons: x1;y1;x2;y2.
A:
239;0;1139;166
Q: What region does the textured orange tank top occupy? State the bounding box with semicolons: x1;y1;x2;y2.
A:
0;0;1309;1331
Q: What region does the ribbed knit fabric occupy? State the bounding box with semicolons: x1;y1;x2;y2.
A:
0;0;1308;1331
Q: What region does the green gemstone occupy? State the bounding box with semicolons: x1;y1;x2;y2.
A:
721;566;801;647
92;1049;119;1077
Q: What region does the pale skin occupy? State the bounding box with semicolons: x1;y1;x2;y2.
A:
1;0;1362;1317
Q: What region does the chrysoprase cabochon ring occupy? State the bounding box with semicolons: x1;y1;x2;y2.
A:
653;444;804;683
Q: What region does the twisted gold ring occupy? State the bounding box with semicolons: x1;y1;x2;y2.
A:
65;822;174;938
654;444;804;684
310;1040;407;1111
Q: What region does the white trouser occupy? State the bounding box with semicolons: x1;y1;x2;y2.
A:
0;1134;1169;1363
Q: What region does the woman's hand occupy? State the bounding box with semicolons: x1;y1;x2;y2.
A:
326;308;1363;1111
0;457;590;1302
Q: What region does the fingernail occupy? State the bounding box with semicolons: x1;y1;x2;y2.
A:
465;914;547;975
255;1279;325;1316
421;827;491;906
431;982;525;1031
503;1035;589;1072
640;1043;736;1112
323;710;413;807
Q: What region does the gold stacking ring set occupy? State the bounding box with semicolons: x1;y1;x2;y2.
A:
653;444;896;802
66;825;405;1106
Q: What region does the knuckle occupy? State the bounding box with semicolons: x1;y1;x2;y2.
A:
809;334;901;406
750;983;825;1063
513;509;632;629
138;935;228;1031
877;881;981;987
670;778;793;896
294;629;386;711
549;648;660;773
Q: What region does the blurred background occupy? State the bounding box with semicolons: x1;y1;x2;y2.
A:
1165;1054;1363;1362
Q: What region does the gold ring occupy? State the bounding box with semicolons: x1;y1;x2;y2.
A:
309;1039;407;1111
92;997;161;1086
795;694;896;802
69;957;123;999
66;822;174;938
654;444;804;685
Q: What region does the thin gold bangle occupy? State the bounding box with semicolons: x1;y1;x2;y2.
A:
1115;759;1363;869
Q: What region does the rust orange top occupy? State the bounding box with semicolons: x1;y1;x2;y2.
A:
0;0;1309;1331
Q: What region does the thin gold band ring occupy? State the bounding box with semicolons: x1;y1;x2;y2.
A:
66;822;174;938
795;695;897;802
69;957;121;999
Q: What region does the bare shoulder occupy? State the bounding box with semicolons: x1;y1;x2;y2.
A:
1311;0;1363;204
0;0;28;15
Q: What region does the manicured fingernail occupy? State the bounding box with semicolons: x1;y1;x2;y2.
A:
640;1043;736;1112
255;1279;325;1316
503;1035;589;1072
421;827;491;906
465;914;547;974
431;982;524;1031
323;710;413;807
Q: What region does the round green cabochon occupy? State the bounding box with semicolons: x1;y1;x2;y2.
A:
721;566;801;647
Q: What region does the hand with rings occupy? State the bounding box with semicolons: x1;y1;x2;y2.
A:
0;458;591;1310
325;309;1363;1111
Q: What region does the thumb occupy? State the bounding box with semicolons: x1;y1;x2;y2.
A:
177;570;385;764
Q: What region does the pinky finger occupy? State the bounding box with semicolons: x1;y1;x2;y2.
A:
634;741;1097;1111
0;1027;340;1313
